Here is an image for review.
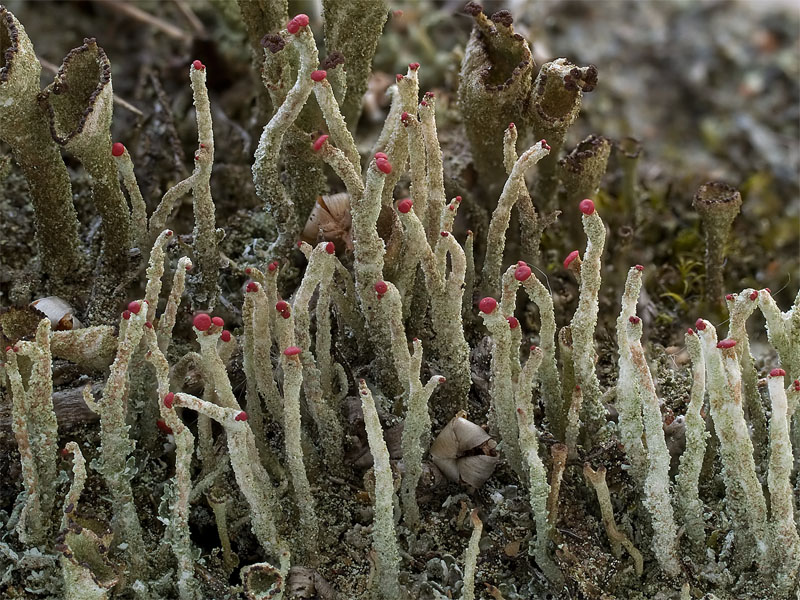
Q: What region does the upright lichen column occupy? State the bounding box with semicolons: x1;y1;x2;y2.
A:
38;39;132;321
692;182;742;306
765;368;800;594
696;319;767;566
323;0;388;128
529;59;597;206
569;199;607;435
459;3;534;194
0;6;83;288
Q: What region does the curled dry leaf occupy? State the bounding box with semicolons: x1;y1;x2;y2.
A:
30;296;82;330
429;411;499;489
302;193;353;252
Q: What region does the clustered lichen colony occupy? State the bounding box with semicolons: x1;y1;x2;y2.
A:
0;2;798;600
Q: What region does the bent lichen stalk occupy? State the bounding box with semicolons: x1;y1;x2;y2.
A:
292;241;345;468
253;17;318;262
359;379;401;600
503;123;544;265
614;266;647;485
170;390;285;561
399;337;444;529
676;328;709;553
583;463;644;577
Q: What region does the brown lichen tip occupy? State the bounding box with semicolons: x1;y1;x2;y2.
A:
559;135;611;173
260;33;285;53
321;51;345;70
37;37;112;145
692;181;743;216
464;1;483;16
0;7;21;84
563;64;598;92
490;10;513;28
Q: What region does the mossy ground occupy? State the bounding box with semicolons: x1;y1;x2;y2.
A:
0;1;798;599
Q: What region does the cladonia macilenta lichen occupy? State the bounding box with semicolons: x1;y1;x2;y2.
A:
0;2;798;600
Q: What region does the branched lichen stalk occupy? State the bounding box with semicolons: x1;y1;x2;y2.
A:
503;123;543;265
397;198;471;414
419;93;448;246
583;464;644;577
479;298;524;478
292;242;345;468
4;347;45;545
512;263;564;439
725;290;768;462
96;307;148;579
483;140;550;293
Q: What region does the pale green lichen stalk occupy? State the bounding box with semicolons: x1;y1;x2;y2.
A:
359;379;401;600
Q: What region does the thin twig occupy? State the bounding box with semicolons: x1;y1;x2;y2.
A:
173;0;206;37
96;0;192;42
